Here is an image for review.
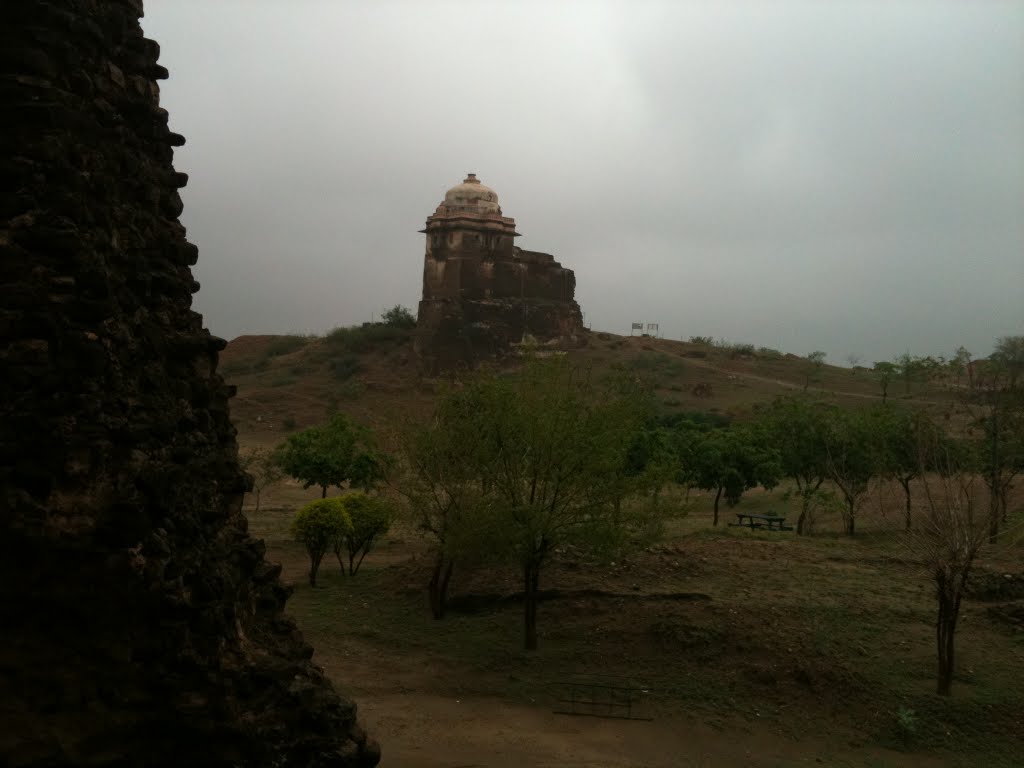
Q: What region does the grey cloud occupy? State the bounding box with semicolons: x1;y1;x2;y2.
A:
144;0;1023;362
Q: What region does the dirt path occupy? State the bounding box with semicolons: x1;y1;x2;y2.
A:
686;358;940;406
355;692;942;768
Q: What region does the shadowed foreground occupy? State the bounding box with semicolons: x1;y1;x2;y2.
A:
0;2;377;765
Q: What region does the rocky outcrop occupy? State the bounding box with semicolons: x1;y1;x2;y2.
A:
0;2;378;765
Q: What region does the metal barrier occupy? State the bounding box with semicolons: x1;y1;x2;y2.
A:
553;680;653;721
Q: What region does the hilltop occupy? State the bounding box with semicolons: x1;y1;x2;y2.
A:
220;327;956;445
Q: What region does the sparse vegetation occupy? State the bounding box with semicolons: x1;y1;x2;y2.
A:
265;334;313;358
231;329;1024;767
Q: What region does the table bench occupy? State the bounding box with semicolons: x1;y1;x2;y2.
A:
729;513;793;531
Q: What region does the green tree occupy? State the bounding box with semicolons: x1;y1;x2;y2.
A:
463;357;649;650
336;493;392;575
974;336;1024;541
239;446;283;513
822;407;881;536
872;361;898;403
804;350;827;392
763;396;830;535
291;498;350;586
894;353;941;396
876;407;948;530
950;346;973;391
674;424;781;526
381;304;416;328
275;413;384;498
397;385;506;618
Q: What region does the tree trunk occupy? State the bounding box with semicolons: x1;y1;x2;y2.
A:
321;485;327;499
900;476;912;530
989;409;1000;544
713;486;723;526
523;560;540;651
254;487;262;514
309;551;323;587
936;592;959;696
796;493;809;535
334;544;345;573
428;557;453;619
846;510;855;536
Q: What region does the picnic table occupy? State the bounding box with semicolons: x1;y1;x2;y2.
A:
730;512;793;531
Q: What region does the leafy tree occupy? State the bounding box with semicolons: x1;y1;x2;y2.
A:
992;335;1024;390
673;424;780;526
973;336;1024;541
846;353;861;370
462;357;649;650
336;493;392;575
872;361;898;403
239;446;283;513
275;413;384;498
822;407;882;536
762;396;830;535
397;385;506;618
804;351;827;392
381;304;416;329
950;346;973;391
894;353;942;396
876;407;939;530
291;498;350;586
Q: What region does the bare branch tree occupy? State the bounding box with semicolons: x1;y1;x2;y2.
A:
903;437;988;696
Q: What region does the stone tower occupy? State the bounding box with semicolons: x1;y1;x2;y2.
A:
415;174;584;368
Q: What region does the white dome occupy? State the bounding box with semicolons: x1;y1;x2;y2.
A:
442;173;500;214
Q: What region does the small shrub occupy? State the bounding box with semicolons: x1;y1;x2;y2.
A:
662;398;682;408
327;355;362;381
894;706;918;747
756;346;782;359
335;493;392;575
253;357;271;372
270;375;297;388
291;498;351;586
336;381;365;400
282;416;297;431
688;336;714;345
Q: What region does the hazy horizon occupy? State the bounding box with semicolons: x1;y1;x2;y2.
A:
143;1;1022;365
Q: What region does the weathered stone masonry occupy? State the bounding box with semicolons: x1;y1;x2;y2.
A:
0;2;378;765
415;174;584;368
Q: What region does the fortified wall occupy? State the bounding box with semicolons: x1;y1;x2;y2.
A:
415;174;584;368
0;2;377;765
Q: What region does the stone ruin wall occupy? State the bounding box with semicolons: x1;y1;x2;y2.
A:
0;2;377;765
416;216;583;368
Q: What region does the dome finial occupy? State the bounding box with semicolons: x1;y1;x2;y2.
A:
464;173;479;184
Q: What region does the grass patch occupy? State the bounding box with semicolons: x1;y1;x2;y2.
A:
266;334;313;358
323;323;412;354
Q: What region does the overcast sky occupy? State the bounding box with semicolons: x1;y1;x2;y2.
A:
143;0;1022;364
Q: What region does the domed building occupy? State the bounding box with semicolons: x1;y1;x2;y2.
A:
415;174;584;368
